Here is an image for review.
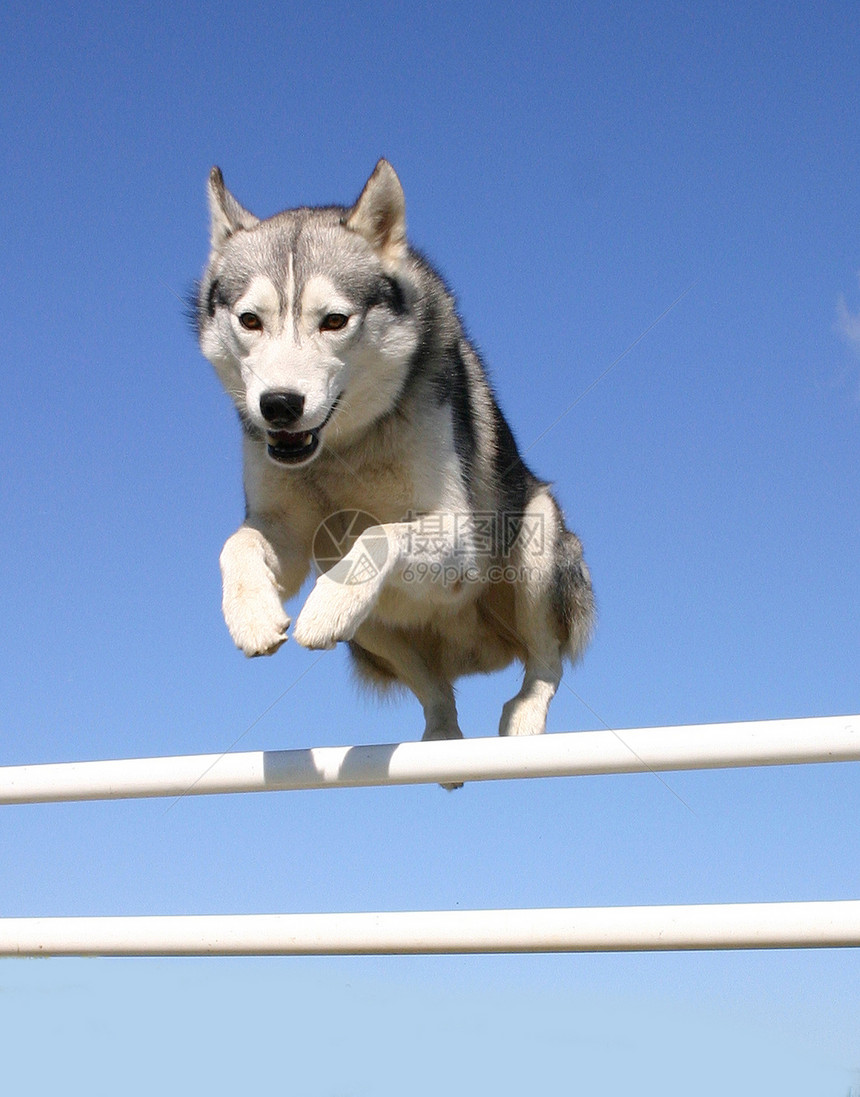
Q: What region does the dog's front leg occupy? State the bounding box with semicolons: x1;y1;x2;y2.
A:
292;524;393;651
293;518;472;651
220;524;303;657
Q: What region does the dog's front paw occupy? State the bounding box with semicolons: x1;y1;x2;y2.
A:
223;585;290;657
293;574;378;651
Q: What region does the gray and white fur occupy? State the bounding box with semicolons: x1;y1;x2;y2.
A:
195;160;594;748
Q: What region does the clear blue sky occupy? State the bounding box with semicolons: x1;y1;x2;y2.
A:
1;1;859;1093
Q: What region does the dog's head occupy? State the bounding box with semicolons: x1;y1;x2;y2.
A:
196;160;420;467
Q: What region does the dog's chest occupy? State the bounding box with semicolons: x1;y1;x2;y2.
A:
305;452;418;524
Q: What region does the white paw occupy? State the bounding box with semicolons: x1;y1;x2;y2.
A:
223;585;290;657
293;573;378;651
498;698;548;737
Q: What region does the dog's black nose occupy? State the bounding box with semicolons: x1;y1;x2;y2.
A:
259;390;305;427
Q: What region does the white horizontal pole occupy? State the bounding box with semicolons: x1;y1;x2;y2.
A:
1;715;857;805
1;901;859;956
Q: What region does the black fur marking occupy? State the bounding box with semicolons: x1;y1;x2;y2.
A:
206;278;221;318
412;340;478;499
354;274;409;320
379;275;407;315
491;399;540;555
447;344;478;485
188;277;228;337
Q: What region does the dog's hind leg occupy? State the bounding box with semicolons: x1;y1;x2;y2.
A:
498;490;593;737
351;621;463;743
499;643;563;737
351;621;463;789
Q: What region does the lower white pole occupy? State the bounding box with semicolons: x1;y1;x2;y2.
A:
1;715;858;804
1;901;858;956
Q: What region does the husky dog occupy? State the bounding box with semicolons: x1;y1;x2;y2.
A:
195;161;594;744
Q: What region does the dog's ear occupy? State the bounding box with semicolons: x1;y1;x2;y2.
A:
207;167;259;250
346;160;407;266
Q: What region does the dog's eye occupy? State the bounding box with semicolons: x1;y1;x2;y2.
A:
238;312;263;332
319;313;349;332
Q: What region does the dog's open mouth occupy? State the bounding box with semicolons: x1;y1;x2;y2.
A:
265;397;339;467
266;428;322;465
